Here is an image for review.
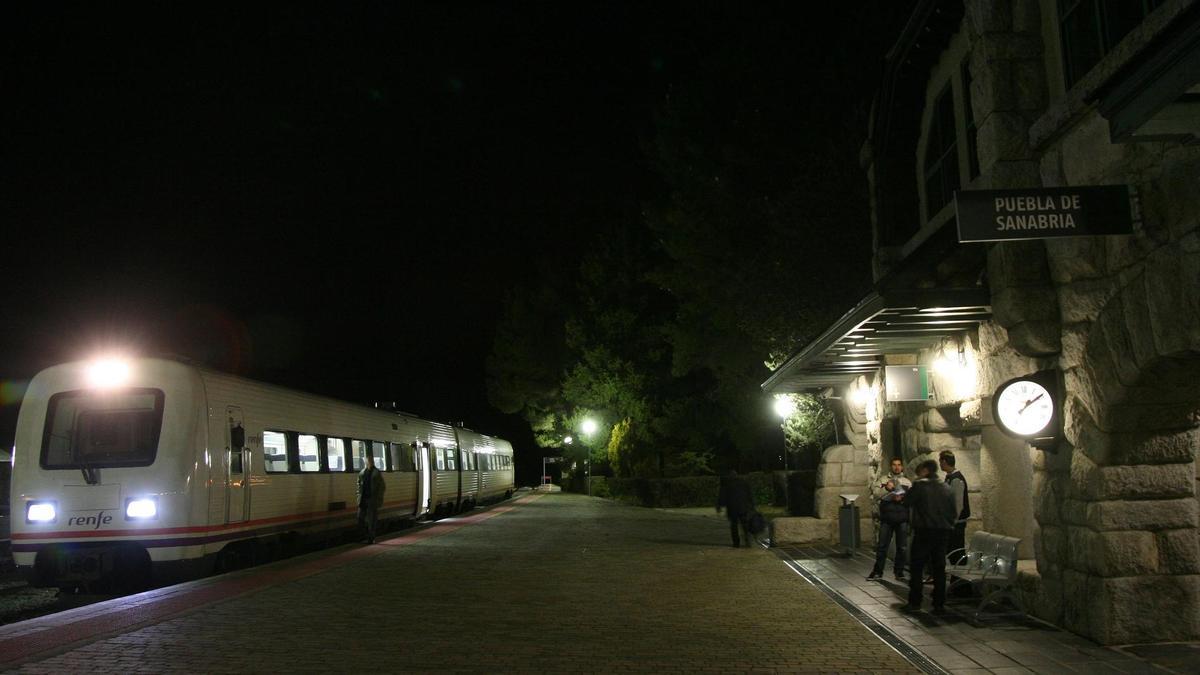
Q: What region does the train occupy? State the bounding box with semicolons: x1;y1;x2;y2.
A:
8;357;515;590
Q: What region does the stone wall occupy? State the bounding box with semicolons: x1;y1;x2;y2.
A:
960;0;1200;645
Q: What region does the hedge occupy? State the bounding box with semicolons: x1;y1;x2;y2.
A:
590;471;813;511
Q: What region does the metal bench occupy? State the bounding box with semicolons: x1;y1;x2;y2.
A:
946;530;1024;619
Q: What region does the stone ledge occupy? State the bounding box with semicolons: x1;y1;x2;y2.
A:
770;517;835;545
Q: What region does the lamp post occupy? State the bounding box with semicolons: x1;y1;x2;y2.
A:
581;418;597;496
773;396;797;471
773;395;798;515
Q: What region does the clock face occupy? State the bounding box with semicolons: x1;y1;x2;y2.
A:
996;379;1054;436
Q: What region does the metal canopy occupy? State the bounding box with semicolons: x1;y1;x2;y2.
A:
761;288;991;394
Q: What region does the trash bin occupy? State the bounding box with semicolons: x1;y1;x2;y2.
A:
838;494;860;554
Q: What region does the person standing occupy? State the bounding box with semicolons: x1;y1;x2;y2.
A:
716;469;755;548
357;454;386;544
940;450;970;564
902;459;957;612
868;457;911;581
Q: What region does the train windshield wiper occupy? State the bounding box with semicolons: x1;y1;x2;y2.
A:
74;441;99;485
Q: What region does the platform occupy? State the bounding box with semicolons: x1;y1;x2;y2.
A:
1;493;914;673
4;494;1193;673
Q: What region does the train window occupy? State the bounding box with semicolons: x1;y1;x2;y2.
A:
298;435;320;472
351;440;367;471
446;448;457;471
435;447;445;471
461;450;472;471
326;438;346;472
41;388;165;470
263;431;289;473
372;441;388;471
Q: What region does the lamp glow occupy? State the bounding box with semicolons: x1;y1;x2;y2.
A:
87;358;131;388
773;395;797;419
563;436;573;445
581;419;598;436
26;502;56;523
850;385;871;407
126;498;157;519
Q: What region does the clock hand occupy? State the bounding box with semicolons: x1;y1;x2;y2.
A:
1018;392;1045;414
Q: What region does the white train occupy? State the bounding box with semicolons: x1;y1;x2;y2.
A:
8;357;515;589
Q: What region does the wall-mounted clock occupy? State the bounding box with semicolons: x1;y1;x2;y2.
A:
992;370;1061;450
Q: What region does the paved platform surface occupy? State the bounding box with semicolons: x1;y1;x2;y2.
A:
777;544;1200;675
1;494;915;674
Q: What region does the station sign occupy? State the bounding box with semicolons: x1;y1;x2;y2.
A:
955;185;1133;243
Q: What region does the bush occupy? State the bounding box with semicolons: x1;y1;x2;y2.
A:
603;472;801;508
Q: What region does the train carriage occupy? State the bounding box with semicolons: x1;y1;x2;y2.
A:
8;357;515;589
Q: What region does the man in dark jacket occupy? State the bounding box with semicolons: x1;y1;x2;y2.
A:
716;470;755;548
902;459;957;612
357;454;386;544
868;457;911;581
940;450;970;564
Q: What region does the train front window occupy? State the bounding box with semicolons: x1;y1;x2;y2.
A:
41;388;165;469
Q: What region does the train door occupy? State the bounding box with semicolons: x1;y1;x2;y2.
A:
416;442;432;517
226;406;250;524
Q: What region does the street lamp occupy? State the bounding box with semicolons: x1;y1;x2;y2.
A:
773;395;797;419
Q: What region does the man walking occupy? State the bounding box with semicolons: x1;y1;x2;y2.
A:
902;459;957;613
716;469;755;548
357;454;386;544
940;450;970;563
868;457;911;581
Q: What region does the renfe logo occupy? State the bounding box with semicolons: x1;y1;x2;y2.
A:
68;511;113;529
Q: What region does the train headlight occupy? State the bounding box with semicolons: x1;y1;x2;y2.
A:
26;501;57;523
86;358;131;388
125;497;158;520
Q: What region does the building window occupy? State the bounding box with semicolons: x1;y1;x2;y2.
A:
263;430;290;473
327;438;346;472
923;84;960;220
1059;0;1163;89
298;434;321;473
961;60;979;181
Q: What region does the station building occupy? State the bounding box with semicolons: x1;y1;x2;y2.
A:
763;0;1200;644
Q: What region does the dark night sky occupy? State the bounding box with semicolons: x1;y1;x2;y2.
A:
2;2;901;460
